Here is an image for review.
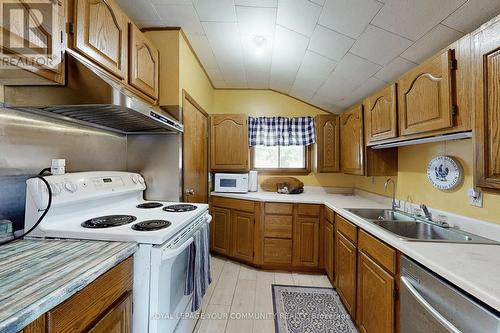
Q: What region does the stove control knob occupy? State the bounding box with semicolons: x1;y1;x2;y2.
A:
64;181;78;193
49;182;61;196
131;175;139;184
138;176;145;184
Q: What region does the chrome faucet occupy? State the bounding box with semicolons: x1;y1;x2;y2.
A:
419;204;432;221
384;178;400;211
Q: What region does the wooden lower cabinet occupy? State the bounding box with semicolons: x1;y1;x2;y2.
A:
293;217;320;267
231;210;254;263
357;252;395;333
335;231;357;318
263;238;293;265
324;219;334;282
22;257;133;333
210;207;231;256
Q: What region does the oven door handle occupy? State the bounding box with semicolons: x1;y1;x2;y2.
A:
400;276;462;333
206;214;212;224
162;236;194;260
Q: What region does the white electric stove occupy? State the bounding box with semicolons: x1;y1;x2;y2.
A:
24;171;210;333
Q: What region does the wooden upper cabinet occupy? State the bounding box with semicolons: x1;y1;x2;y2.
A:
398;50;455;136
473;16;500;190
341;105;364;175
316;114;341;173
73;0;128;80
231;210;254;263
0;0;65;85
129;23;159;100
210;114;249;171
364;84;398;144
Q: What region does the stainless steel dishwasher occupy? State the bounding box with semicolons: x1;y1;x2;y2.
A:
400;256;500;333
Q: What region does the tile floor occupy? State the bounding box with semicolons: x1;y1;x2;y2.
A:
194;255;333;333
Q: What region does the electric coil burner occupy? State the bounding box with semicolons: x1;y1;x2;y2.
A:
163;204;197;212
132;220;172;231
137;202;163;209
81;215;137;228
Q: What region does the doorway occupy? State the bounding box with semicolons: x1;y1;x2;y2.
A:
182;91;209;203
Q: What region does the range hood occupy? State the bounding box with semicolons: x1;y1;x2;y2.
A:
3;49;183;135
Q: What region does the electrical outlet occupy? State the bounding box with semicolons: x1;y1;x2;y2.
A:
469;191;483;208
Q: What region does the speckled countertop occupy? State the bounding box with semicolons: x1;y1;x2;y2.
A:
0;239;137;333
212;188;500;312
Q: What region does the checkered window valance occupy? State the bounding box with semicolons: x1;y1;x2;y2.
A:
248;116;316;146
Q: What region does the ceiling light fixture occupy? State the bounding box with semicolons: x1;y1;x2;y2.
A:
253;35;266;55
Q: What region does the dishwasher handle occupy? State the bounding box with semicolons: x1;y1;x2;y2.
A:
401;276;462;333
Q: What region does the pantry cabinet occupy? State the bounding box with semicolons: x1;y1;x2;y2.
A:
128;23;159;100
397;50;455;136
0;0;65;85
21;257;133;333
73;0;129;80
210;114;249;171
341;104;364;175
364;84;398;143
316;114;341;173
473;16;500;190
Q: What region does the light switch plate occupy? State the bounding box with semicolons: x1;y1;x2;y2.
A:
469;191;483;208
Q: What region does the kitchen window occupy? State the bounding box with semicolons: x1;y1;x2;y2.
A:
251;145;311;174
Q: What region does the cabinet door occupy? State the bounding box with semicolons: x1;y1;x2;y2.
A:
0;0;65;84
231;210;254;263
89;293;132;333
398;50;454;136
324;220;334;282
316;114;340;173
293;217;319;267
473;16;500;190
357;252;394;333
210;114;249;171
74;0;128;79
210;207;231;256
335;231;357;318
364;84;397;143
341;104;364;175
129;23;159;100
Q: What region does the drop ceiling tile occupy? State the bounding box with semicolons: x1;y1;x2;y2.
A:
290;72;328;100
194;0;237;22
308;25;355;61
213;80;228;88
206;68;224;82
300;50;337;75
332;53;382;88
219;62;247;84
116;0;160;23
246;71;270;88
241;35;273;72
371;0;466;41
150;0;192;4
270;26;309;93
374;57;416;83
316;72;358;99
310;0;325;5
235;0;278;7
350;25;413;66
237;6;276;37
350;77;386;101
401;24;464;63
153;4;204;34
186;34;220;69
442;0;500;33
310;94;343;112
319;0;383;38
203;22;244;65
277;0;322;37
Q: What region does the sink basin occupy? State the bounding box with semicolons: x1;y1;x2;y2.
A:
345;208;498;244
346;208;415;222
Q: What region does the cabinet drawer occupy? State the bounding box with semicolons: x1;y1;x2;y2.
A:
297;204;321;217
263;238;292;264
265;202;293;215
358;229;396;274
336;215;357;244
324;206;335;223
47;257;133;333
264;215;293;238
212;196;255;213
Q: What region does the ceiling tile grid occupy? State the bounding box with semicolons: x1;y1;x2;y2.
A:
118;0;500;113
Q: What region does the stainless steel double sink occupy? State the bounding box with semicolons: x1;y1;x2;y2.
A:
345;208;498;244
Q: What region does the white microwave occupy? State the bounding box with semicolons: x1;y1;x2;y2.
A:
214;173;248;193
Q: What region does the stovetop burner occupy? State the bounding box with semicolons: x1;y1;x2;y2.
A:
163;204;197;212
82;215;137;228
136;202;163;209
132;220;172;231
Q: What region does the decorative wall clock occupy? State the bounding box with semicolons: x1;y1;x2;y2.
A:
427;155;463;190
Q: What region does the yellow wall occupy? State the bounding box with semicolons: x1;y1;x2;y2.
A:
354;139;500;225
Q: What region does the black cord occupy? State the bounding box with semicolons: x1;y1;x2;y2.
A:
0;169;53;246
